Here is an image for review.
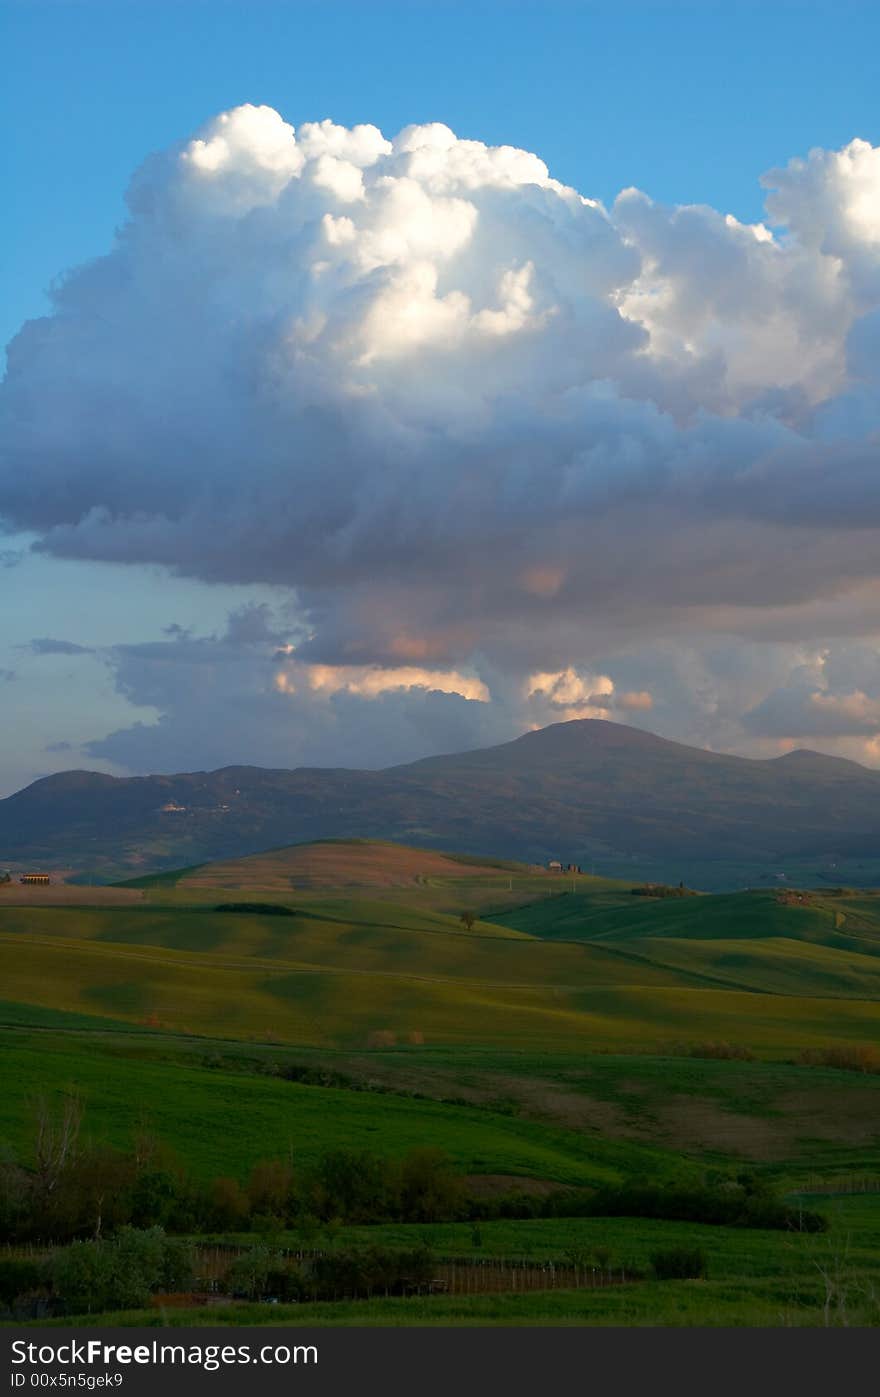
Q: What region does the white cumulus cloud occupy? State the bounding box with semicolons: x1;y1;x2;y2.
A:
5;107;880;772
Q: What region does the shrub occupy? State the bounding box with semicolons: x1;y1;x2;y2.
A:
213;902;295;916
158;1236;195;1292
302;1149;395;1223
247;1158;295;1223
207;1176;251;1231
303;1245;435;1301
225;1246;276;1300
128;1168;184;1229
798;1044;880;1074
651;1247;708;1280
52;1241;115;1315
587;1182;827;1232
398;1149;465;1223
0;1258;46;1309
51;1227;192;1316
670;1041;755;1062
631;883;697;898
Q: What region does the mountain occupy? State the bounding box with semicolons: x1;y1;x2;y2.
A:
3;719;880;887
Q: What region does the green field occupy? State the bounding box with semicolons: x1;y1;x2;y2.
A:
5;880;880;1051
31;1196;880;1328
3;840;880;1325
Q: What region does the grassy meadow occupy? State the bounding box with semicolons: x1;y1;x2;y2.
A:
2;839;880;1325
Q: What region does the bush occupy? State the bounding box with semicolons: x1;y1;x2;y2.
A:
225;1246;276;1300
398;1149;465;1223
0;1258;46;1309
207;1176;251;1231
670;1041;755;1062
52;1241;114;1315
302;1149;395;1223
586;1182;827;1232
651;1247;708;1280
213;903;295;916
798;1044;880;1074
158;1236;195;1292
247;1158;295;1224
631;883;697;898
128;1168;185;1229
303;1245;435;1301
51;1227;192;1316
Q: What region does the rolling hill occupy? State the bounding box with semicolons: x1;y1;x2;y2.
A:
5;840;880;1054
4;831;880;1332
4;717;880;886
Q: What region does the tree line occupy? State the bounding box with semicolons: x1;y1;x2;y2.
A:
0;1097;466;1243
0;1097;825;1246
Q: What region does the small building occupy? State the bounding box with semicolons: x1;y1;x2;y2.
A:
548;860;563;872
20;873;51;885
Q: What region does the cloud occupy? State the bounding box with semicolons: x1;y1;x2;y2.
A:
5;108;880;648
5;107;880;773
526;668;614;707
26;637;95;656
85;605;505;772
617;690;654;712
523;668;653;722
278;662;489;703
744;678;880;739
35;603;880;778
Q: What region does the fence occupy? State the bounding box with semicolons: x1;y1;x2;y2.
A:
794;1177;880;1197
192;1245;637;1298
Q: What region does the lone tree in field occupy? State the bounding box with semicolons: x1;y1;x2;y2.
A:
459;910;475;931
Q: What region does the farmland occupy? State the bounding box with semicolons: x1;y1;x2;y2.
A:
2;838;880;1325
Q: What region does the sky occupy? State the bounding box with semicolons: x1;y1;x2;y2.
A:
2;0;880;795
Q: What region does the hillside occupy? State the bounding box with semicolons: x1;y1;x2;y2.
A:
154;839;523;892
4;718;880;885
4;838;880;1327
5;851;880;1052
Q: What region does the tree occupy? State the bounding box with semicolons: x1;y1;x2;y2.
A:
247;1158;295;1226
208;1176;251;1231
33;1093;82;1204
650;1247;707;1280
225;1246;275;1300
398;1148;464;1223
459;911;475;931
51;1227;184;1315
304;1149;394;1223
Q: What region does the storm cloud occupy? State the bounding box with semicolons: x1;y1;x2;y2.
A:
4;107;880;770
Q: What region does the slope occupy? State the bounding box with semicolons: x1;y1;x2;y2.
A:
5;718;880;883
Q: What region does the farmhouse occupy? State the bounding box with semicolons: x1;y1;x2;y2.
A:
20;872;51;885
548;860;563;872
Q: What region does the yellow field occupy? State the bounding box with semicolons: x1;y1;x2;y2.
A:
3;841;880;1054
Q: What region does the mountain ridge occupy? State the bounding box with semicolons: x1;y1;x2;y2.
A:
3;718;880;886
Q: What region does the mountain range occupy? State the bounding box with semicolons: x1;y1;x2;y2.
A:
3;719;880;888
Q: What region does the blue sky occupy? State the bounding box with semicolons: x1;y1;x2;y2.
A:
5;0;879;353
3;0;880;796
